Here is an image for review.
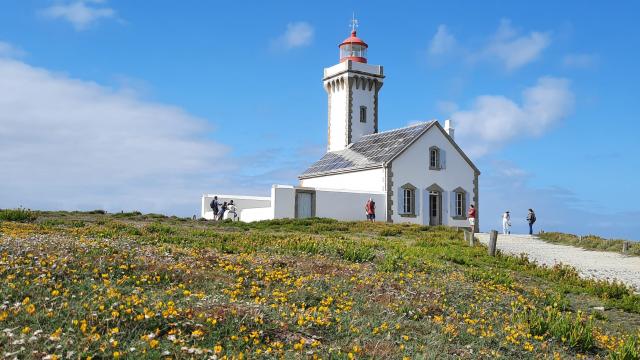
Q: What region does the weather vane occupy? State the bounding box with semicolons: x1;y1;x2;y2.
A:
350;13;359;32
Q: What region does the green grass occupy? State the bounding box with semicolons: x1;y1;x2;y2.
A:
0;212;639;359
539;231;640;256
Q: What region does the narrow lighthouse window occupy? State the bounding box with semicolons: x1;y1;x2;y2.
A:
360;106;367;123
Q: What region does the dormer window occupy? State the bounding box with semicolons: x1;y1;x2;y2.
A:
429;146;441;170
360;106;367;123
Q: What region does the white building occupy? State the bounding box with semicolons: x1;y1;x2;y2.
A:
202;25;480;230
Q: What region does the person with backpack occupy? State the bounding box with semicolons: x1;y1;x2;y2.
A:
526;209;536;235
210;196;219;221
365;198;376;222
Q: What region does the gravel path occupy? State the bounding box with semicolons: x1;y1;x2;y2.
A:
475;233;640;291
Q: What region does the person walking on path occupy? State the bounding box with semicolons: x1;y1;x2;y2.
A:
210;196;219;221
365;198;376;222
502;211;511;235
526;209;536;235
467;204;476;232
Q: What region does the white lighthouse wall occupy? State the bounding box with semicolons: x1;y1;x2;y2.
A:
390;126;476;227
299;168;385;192
327;76;349;152
350;79;377;143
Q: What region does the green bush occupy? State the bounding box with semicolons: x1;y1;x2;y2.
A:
112;211;143;218
610;335;640;360
0;208;38;222
520;307;596;352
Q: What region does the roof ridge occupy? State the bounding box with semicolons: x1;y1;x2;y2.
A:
359;120;435;138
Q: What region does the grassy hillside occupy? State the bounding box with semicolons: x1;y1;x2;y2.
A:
538;232;640;257
1;210;639;359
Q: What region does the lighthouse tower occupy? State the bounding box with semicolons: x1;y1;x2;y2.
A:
324;19;384;152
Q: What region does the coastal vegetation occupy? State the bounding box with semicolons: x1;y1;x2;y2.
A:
0;211;639;359
539;232;640;257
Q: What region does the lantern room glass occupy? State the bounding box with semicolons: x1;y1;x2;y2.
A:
340;44;367;59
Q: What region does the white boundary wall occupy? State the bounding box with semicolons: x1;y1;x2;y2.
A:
201;194;271;220
314;187;386;221
201;185;386;223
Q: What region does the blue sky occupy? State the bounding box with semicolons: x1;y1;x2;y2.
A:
0;1;639;239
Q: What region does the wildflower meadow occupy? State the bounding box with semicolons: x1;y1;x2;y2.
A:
0;210;638;359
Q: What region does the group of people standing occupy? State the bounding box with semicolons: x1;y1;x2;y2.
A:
209;196;238;221
501;208;537;235
466;205;537;235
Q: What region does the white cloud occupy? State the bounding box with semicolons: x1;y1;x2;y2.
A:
563;53;598;69
0;42;26;58
0;54;232;215
429;25;456;55
451;76;574;157
271;22;314;50
40;0;116;30
482;19;551;70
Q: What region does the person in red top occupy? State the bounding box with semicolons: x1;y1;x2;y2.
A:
467;204;476;232
365;198;376;222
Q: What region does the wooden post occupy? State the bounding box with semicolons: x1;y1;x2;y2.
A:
622;241;630;254
488;230;498;256
464;230;474;246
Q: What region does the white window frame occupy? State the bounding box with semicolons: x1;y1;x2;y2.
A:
429;146;440;170
456;192;464;217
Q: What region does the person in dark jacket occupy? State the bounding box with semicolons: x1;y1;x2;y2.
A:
218;201;228;221
210;196;219;220
526;209;536;235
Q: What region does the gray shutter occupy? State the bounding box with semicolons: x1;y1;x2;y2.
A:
440;149;446;169
414;189;420;215
441;190;448;219
397;187;404;214
450;191;456;217
466;191;471;213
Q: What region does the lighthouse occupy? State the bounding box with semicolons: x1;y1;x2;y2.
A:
323;18;384;152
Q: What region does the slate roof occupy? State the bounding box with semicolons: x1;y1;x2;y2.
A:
299;121;436;178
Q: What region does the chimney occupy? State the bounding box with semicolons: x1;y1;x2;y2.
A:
444;119;455;140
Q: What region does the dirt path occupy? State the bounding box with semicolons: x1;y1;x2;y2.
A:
475;233;640;291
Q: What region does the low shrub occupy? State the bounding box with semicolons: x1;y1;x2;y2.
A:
380;228;402;236
610;335;640;360
145;222;177;235
520;307;596;352
0;208;38;222
112;211;143;218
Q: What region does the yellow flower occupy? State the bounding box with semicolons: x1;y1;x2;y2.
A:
191;329;204;337
214;345;222;354
149;339;159;348
110;327;119;334
113;351;120;359
26;303;36;315
51;289;60;296
0;311;8;321
22;326;31;334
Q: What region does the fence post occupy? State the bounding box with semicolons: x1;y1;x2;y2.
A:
464;230;475;246
622;241;630;254
488;230;498;256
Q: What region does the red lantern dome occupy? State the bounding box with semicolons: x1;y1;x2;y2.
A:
339;30;368;63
